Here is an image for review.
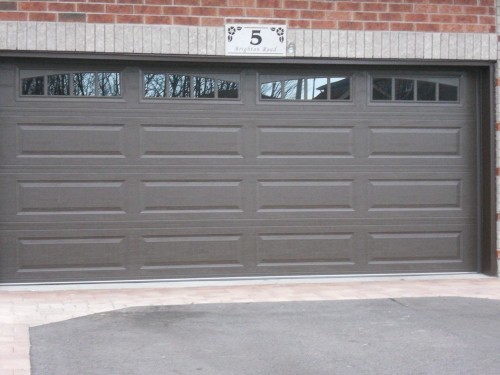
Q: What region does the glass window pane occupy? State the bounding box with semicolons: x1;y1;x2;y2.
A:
48;74;70;96
373;78;392;100
73;73;96;96
417;80;436;101
22;76;44;95
284;79;305;100
218;80;239;98
261;81;282;100
193;77;215;98
439;82;458;102
395;78;414;101
144;73;166;98
169;75;190;98
330;77;350;100
306;77;327;100
98;72;121;96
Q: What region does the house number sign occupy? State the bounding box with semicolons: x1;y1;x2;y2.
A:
225;24;287;57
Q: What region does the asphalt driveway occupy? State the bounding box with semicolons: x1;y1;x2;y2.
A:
30;297;500;375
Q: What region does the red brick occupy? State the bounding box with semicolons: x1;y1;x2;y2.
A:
230;0;255;7
116;14;145;23
219;7;244;16
389;4;413;13
325;11;351;21
405;13;428;22
163;6;190;15
146;0;173;4
120;0;144;3
438;5;463;14
201;0;227;5
174;0;200;5
416;23;441;32
362;3;387;12
378;13;403;22
88;14;116;23
415;4;439;13
173;15;200;25
454;0;479;5
58;13;86;22
287;19;310;28
455;15;478;23
77;4;105;13
338;21;363;30
283;0;309;10
0;2;17;11
300;10;325;19
430;14;454;23
260;18;288;24
440;23;466;32
88;0;115;3
200;17;224;26
311;20;337;28
274;9;299;19
29;12;57;22
390;22;415;31
225;17;259;23
463;6;488;14
135;5;161;14
480;0;494;5
309;1;333;10
106;5;134;14
364;22;389;31
353;12;377;21
256;0;281;8
48;3;77;12
464;24;492;33
479;15;495;25
246;8;273;17
336;2;361;11
19;2;46;12
0;12;27;21
191;7;217;16
145;15;173;24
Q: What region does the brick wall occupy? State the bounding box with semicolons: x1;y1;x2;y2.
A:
0;0;496;33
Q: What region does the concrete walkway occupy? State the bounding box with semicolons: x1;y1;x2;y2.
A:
1;275;500;374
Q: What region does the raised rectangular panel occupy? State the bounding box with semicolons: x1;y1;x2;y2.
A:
368;232;461;262
368;180;461;210
141;181;243;213
17;237;126;271
257;180;353;212
369;127;460;157
257;127;353;158
18;181;126;215
141;235;243;268
140;125;243;158
17;124;125;158
257;233;354;265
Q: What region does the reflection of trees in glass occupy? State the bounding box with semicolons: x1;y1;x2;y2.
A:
261;81;282;99
395;78;414;100
74;73;96;96
144;74;166;97
98;73;120;96
306;78;327;100
194;77;215;98
48;74;70;96
284;79;305;100
169;75;190;98
22;77;44;95
218;80;238;98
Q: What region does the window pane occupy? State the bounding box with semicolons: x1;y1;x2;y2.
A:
417;80;436;101
261;81;281;99
284;79;305;100
193;77;215;98
22;76;44;95
98;73;121;96
73;73;96;96
306;77;327;100
48;74;70;96
330;77;350;100
395;78;414;101
439;82;458;102
218;80;239;98
373;78;392;100
169;75;190;98
144;73;166;98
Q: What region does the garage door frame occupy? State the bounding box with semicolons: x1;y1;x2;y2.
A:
0;53;496;280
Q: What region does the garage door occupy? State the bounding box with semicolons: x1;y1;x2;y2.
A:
0;60;479;283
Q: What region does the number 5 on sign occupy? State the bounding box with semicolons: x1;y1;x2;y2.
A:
225;24;287;57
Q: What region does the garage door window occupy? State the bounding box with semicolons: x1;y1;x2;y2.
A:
143;73;239;99
21;71;121;97
372;77;459;102
260;76;351;101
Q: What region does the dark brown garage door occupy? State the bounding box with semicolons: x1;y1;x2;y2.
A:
0;60;479;283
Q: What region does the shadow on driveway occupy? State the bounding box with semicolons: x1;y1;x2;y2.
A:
30;297;500;375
